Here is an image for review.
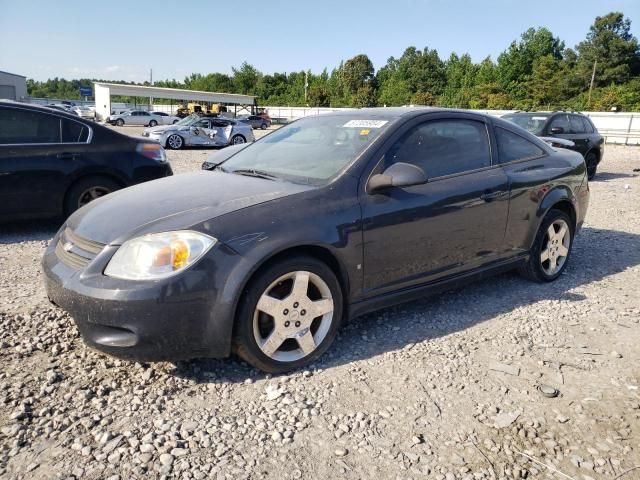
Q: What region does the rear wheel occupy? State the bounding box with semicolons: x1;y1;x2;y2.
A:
585;151;598;180
115;119;124;126
231;134;246;145
166;134;184;150
64;176;121;216
519;209;574;282
234;256;343;373
260;123;267;130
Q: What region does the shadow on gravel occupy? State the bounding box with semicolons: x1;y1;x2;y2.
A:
592;172;638;182
174;226;640;382
0;219;60;244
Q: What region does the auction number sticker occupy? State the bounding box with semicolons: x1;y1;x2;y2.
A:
342;120;388;128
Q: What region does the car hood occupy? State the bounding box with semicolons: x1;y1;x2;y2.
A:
67;171;313;245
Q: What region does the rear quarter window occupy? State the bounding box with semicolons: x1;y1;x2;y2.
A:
495;127;545;163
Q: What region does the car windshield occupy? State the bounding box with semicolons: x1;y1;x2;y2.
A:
175;114;203;126
502;113;549;135
220;115;392;184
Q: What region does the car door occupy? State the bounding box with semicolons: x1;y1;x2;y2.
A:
360;114;510;294
567;115;590;156
211;119;233;146
187;119;215;146
0;106;90;219
546;114;581;152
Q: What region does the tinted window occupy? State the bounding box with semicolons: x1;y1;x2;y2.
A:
61;119;90;143
213;120;230;127
581;116;594;133
194;120;210;128
0;108;61;144
549;114;570;132
496;127;544;163
388;119;491;178
569;115;585;134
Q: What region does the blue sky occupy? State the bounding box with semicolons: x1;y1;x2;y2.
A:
1;0;638;82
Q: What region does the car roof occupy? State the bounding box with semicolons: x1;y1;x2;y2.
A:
0;100;84;119
312;106;492;121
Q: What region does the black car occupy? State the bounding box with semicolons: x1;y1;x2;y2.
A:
502;111;604;179
238;115;271;130
0;101;173;221
43;108;589;373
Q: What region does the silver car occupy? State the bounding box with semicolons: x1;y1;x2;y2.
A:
108;110;162;127
142;114;255;150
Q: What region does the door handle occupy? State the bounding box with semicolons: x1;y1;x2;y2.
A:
480;190;507;202
56;153;79;160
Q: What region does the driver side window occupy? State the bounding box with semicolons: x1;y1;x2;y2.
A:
387;119;491;178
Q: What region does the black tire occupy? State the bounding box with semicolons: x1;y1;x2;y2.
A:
172;119;179;124
518;209;574;282
585;151;598;180
260;123;267;130
230;135;246;145
234;255;344;373
166;134;184;150
115;118;124;126
64;176;121;217
148;120;158;127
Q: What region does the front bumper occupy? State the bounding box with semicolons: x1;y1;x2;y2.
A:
42;232;234;361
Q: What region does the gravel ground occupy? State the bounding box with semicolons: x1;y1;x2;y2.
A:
1;145;639;480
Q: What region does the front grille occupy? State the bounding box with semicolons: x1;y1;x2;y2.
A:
55;228;106;269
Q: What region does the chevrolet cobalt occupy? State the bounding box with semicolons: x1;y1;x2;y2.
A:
43;108;589;373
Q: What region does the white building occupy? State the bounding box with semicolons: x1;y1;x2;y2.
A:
0;71;27;101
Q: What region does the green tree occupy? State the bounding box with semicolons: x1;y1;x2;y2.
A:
232;62;260;95
575;12;640;88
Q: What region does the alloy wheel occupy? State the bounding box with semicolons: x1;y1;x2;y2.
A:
167;134;183;149
77;186;111;208
232;135;246;145
540;219;570;276
252;271;334;362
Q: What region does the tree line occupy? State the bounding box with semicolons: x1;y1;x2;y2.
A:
27;12;640;111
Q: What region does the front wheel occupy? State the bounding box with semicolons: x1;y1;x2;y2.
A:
585;151;598;180
260;123;267;130
166;134;184;150
115;119;124;126
230;135;246;145
519;209;574;282
148;120;158;127
234;256;343;373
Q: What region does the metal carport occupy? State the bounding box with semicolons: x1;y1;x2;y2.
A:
93;82;257;121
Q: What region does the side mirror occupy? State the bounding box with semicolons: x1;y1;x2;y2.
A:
367;162;428;193
550;126;564;134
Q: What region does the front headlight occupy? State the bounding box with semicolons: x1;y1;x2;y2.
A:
104;231;216;280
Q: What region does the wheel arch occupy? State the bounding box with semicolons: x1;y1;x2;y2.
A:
230;244;350;333
532;187;577;249
63;173;126;213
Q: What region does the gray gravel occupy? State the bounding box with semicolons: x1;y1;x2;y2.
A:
1;145;639;479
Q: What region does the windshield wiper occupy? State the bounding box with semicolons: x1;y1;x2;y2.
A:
231;169;279;180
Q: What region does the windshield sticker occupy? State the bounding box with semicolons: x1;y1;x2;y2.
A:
359;129;370;136
532;116;548;120
342;120;388;128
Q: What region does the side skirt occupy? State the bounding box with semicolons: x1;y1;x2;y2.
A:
347;254;528;320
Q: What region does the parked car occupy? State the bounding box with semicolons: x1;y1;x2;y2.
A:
46;104;73;113
43;108;589;373
237;114;271;130
142;114;254;149
502;111;604;179
0;101;172;221
107;110;162;127
72;106;96;120
150;111;180;125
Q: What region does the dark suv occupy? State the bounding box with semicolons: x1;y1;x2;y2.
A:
502;111;604;179
0;101;173;222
